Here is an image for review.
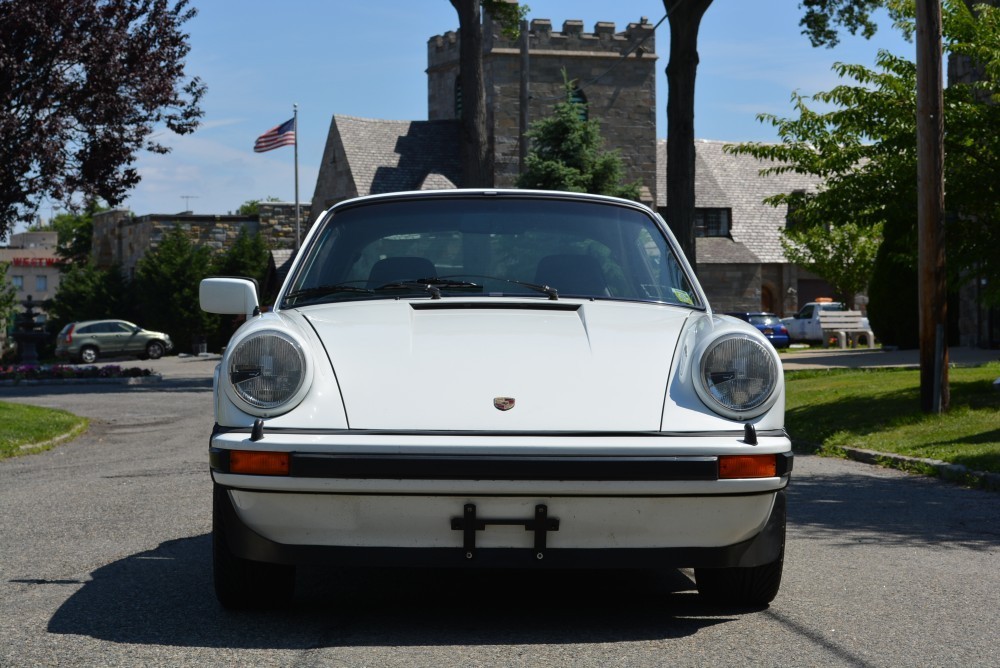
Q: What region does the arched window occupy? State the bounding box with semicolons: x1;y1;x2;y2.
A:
570;87;588;121
454;78;463;119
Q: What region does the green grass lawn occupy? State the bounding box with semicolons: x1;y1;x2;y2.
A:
785;362;1000;474
0;401;88;459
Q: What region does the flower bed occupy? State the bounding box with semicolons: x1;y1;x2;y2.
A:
0;364;155;383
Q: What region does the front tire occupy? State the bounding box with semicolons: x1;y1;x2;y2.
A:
146;341;165;359
213;485;295;609
695;515;785;606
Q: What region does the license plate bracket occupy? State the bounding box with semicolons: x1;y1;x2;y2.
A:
451;503;559;561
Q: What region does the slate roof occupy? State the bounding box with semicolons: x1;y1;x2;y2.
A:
333;115;460;196
657;139;822;264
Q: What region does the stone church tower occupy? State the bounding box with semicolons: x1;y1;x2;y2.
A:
427;13;658;203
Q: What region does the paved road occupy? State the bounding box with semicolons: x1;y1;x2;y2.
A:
1;356;999;666
780;345;999;371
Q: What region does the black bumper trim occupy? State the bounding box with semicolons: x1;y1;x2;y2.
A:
214;484;786;570
210;450;793;481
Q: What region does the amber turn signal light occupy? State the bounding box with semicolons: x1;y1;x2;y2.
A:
718;454;777;479
229;450;290;476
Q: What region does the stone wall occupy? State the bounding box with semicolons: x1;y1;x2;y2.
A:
428;14;657;199
92;202;310;277
697;263;762;314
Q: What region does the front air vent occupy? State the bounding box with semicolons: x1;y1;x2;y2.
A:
410;302;581;312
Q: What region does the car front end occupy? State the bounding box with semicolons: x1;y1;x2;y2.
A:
201;190;792;608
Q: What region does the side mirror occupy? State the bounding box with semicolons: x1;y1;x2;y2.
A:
200;277;260;318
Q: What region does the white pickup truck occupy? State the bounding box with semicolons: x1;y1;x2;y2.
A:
781;301;871;343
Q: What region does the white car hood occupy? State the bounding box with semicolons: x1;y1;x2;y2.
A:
303;300;692;431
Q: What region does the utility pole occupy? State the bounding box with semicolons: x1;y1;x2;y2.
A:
916;0;948;413
518;18;530;174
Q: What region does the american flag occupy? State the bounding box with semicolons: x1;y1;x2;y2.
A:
253;117;296;153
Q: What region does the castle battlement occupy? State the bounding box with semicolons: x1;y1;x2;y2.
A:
428;16;654;68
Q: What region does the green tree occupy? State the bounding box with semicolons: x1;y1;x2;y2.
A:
52;201;107;268
213;227;269;284
0;0;205;237
46;263;135;336
236;196;281;217
517;73;641;199
781;219;883;310
0;261;17;344
133;226;217;353
730;0;1000;305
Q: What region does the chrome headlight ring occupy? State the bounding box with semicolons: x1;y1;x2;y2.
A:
223;328;312;417
693;332;780;421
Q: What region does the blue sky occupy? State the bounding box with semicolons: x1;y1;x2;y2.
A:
45;0;913;225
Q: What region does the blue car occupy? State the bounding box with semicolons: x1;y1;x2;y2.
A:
726;312;791;349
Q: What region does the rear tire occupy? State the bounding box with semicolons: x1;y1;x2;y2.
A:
79;346;98;364
213;485;295;609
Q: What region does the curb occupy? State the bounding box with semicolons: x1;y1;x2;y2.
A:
831;445;1000;493
0;374;162;387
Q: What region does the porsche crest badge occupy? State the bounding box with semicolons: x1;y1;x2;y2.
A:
493;397;516;411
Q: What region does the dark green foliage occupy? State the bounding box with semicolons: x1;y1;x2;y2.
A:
867;219;919;349
52;201;106;268
213;227;269;284
799;0;885;47
133;227;217;354
46;263;135;337
517;73;642;200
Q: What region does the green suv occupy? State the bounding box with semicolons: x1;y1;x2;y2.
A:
55;319;173;364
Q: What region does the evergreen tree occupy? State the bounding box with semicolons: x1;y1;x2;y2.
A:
133;226;217;353
213;227;269;285
517;73;641;200
46;263;135;336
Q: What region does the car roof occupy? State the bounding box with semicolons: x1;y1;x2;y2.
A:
73;319;131;327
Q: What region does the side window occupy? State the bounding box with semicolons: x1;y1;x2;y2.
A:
694;208;731;237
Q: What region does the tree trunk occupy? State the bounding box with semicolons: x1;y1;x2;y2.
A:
664;0;713;271
451;0;492;188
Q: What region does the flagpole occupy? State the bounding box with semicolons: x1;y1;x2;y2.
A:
293;103;301;250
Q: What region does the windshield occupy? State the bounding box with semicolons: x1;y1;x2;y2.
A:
282;195;700;308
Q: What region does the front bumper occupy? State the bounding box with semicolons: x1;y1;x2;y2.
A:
215;484;787;569
210;426;791;569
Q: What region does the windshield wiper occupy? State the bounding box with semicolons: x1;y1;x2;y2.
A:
373;277;484;300
437;274;559;300
284;283;373;304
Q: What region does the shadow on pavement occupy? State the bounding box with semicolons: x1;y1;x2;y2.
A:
789;456;1000;550
44;535;748;649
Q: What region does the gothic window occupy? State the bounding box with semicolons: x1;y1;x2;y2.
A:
694;208;731;237
571;87;588;121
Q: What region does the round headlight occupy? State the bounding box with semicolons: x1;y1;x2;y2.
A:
696;334;778;419
226;329;308;415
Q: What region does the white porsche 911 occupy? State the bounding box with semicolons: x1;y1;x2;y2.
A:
200;189;792;609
